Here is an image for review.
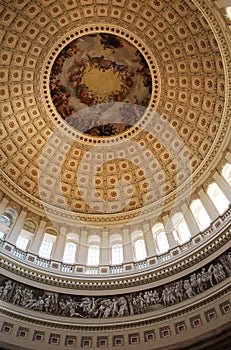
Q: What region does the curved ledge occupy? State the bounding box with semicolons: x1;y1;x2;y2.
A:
0;280;229;329
0;209;230;292
0;247;230;323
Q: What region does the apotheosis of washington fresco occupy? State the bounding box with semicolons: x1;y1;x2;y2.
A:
50;33;152;136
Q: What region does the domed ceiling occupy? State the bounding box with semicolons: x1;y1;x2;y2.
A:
0;0;229;222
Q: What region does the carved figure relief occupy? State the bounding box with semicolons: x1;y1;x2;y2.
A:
0;250;230;319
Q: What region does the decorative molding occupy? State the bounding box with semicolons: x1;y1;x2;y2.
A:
0;249;230;321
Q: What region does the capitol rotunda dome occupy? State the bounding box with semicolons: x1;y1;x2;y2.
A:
0;0;230;349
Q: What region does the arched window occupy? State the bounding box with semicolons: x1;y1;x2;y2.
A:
134;239;147;261
87;245;100;266
171;213;191;244
15;220;36;251
110;233;123;265
226;6;231;20
131;230;147;261
0;208;16;239
63;242;76;264
16;236;30;251
62;233;79;264
111;244;123;265
190;199;211;231
87;235;100;266
38;231;57;259
222;163;231;185
152;223;169;254
207;182;229;215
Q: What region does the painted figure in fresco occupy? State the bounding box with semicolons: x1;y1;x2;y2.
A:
44;295;52;313
143;291;151;307
220;253;231;275
1;251;229;319
97;123;116;136
213;263;226;283
195;273;204;293
189;273;198;296
100;33;123;52
226;252;231;267
2;280;12;302
149;289;160;305
98;59;113;70
183;279;193;299
86;54;104;69
49;33;152;135
79;296;92;314
168;286;177;305
67;299;84;318
111;298;119;317
136;293;146;312
207;263;226;285
161;286;171;307
112;62;127;73
22;289;34;307
88;297;99;318
117;296;129;317
0;286;3;298
29;296;44;311
201;268;213;288
58;299;67;315
12;286;23;305
101;299;113;318
25;296;37;309
97;300;106;318
132;296;138;314
174;281;184;302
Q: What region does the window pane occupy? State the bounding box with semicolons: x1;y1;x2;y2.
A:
63;242;76;264
222;163;231;185
152;223;169;254
207;183;229;215
111;244;123;265
226;6;231;20
177;221;191;244
134;239;146;261
16;236;29;251
87;245;100;266
0;214;11;227
38;234;55;259
190;199;211;230
156;231;169;254
171;213;191;244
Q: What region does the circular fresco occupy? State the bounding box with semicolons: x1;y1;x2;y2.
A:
49;33;153;137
